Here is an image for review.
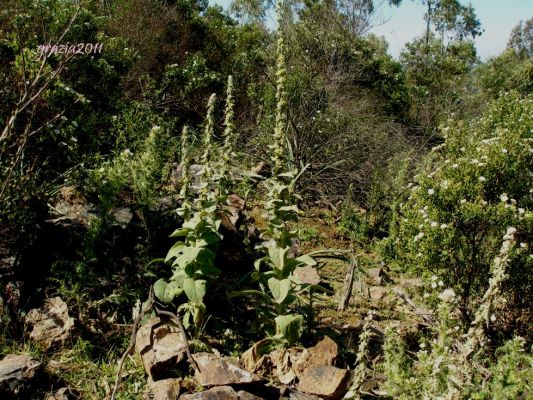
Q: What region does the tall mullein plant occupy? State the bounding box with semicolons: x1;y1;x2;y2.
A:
251;0;318;345
219;75;236;192
155;94;222;336
198;94;217;205
177;125;193;219
265;0;300;248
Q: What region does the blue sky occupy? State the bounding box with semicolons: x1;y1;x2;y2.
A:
209;0;533;60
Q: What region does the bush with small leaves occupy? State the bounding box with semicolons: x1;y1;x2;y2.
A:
380;228;532;400
382;92;533;329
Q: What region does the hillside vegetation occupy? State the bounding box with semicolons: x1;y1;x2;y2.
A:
0;1;531;399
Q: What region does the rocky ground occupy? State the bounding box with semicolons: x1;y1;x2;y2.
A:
0;196;430;399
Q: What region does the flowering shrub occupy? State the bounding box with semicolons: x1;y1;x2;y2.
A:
380;228;532;400
382;92;533;326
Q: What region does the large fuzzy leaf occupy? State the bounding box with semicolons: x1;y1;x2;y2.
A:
275;314;304;344
268;277;291;304
183;277;207;305
169;228;191;238
268;246;289;272
165;241;185;262
154;279;184;304
295;254;317;266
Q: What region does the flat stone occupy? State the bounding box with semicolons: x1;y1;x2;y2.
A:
369;286;387;301
237;390;265;400
269;348;296;384
0;354;42;395
297;366;350;400
192;353;265;388
293;336;338;379
228;194;245;211
146;378;182;400
399;278;424;288
48;186;96;227
25;297;75;351
366;268;387;285
135;318;187;380
179;386;239;400
179;387;265;400
292;267;321;285
353;280;368;297
109;207;133;227
284;390;322;400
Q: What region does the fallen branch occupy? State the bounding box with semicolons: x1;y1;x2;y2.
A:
393;287;434;326
110;286;154;400
154;307;201;375
338;257;357;312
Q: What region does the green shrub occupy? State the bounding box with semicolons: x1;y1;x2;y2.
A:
382;92;533;325
88;124;177;209
380;228;532;400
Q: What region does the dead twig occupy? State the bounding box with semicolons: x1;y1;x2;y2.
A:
154;307;201;375
393;287;434;326
338;257;357;312
110;286;154;400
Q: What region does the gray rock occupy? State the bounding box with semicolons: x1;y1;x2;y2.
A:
192;353;265;388
109;207;133;227
44;387;75;400
236;390;264;400
179;386;239;400
47;186;96;228
135;318;187;380
145;377;182;400
181;386;268;400
369;286;387;301
365;268;387;285
172;164;204;194
292;266;321;286
25;297;75;351
297;366;350;400
284;390;322;400
0;354;42;395
293;336;338;379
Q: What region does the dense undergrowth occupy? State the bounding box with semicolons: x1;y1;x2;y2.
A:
0;0;532;399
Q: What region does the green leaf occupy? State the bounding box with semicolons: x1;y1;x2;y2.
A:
170;228;190;237
268;277;291;304
154;279;184;304
171;269;187;286
165;241;185;262
268;246;289;272
153;279;168;302
295;254;317;266
274;314;304;344
254;257;266;271
183;278;207;305
228;290;272;302
251;271;261;282
196;231;220;247
173;247;202;268
198;263;220;278
196;247;216;266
